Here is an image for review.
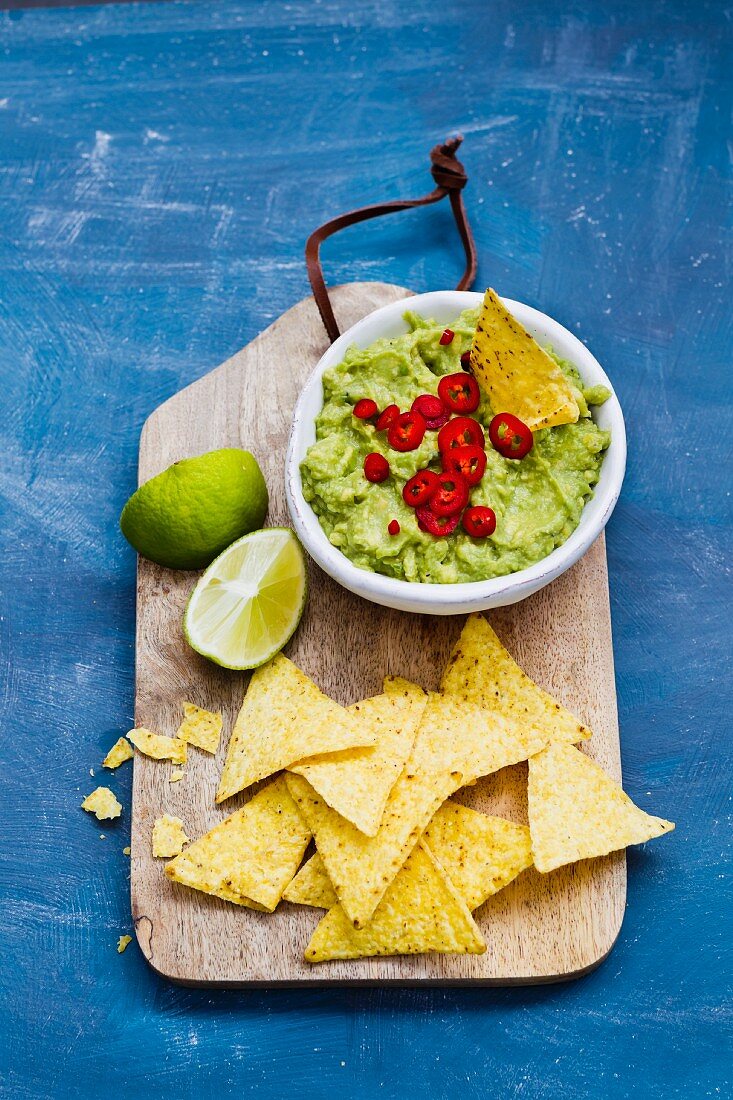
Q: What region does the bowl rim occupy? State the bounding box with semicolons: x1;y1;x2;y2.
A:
285;290;626;613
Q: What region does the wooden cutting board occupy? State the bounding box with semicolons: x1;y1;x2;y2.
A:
131;281;625;986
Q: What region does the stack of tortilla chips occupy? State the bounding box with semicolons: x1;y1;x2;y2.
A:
164;615;674;963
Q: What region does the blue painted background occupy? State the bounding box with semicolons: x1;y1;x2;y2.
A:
1;1;730;1097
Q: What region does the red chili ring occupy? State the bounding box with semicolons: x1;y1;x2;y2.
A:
439;328;455;346
387;410;427;452
376;404;400;432
441;444;487;487
363;452;390;483
488;413;534;460
353;398;378;420
437;415;486;454
429;471;470;517
415;506;461;537
462;506;497;538
402;469;440;508
437;372;481;414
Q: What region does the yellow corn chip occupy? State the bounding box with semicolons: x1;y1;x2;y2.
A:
176;701;222;754
287;804;531;912
470;288;581;430
286;692;530;928
282;852;338;909
424;803;532;910
528;742;675;873
152;815;190;858
289;681;426;835
81;787;122;821
102;737;134;770
305;841;485;963
216;655;375;803
117;935;132;954
128;727;187;765
441;614;590;754
166;775;311;911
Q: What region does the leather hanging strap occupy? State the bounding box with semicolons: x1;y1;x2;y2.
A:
305;136;477;344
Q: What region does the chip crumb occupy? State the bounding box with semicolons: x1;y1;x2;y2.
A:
103;737;135;770
152;815;190;858
81;787;122;821
89;767;95;776
170;769;185;783
99;834;106;840
128;727;187;765
123;846;131;856
117;935;132;954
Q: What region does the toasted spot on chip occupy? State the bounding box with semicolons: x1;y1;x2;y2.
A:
470;288;581;430
285;693;530;928
176;701;222;754
424;803;532;910
117;935;133;954
81;787;122;821
166;775;311;911
304;842;486;963
289;682;426;835
152;815;190;858
217;655;375;803
103;738;134;769
282;853;338;909
169;769;185;783
128;727;187;765
528;742;675;873
441;614;591;753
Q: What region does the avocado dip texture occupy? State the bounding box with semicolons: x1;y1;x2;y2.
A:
300;307;610;584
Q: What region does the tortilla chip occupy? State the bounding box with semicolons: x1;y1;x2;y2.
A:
216;655;375;803
152;815;190;858
128;727;187;765
286;692;530;928
424;803;532;909
282;852;338;909
81;787;122;821
166;775;311;910
102;737;134;770
528;742;675;873
176;701;222;754
169;769;185;783
441;614;590;754
117;935;132;954
470;288;581;430
289;681;426;835
305;841;485;962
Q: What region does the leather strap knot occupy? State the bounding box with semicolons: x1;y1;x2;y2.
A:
429;136;468;191
305;136;477;344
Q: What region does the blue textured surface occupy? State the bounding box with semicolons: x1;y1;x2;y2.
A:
0;2;730;1097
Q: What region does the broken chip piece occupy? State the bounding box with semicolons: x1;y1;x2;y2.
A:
288;679;426;836
441;614;590;754
102;737;134;770
216;655;375;803
470;288;581;430
176;701;222;754
152;815;190;858
166;775;311;911
81;787;122;821
304;841;486;963
528;742;675;873
117;935;132;954
169;769;185;783
128;727;187;765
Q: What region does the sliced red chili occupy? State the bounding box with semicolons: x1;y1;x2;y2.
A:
429;471;469;517
460;350;471;368
411;393;449;430
462;506;497;538
438;372;481;414
402;469;440;508
442;444;487;487
438;415;485;454
363;452;390;483
388;519;400;536
488;413;534;460
353;398;378;420
439;328;455;345
415;506;461;537
387;410;427;452
376;403;400;431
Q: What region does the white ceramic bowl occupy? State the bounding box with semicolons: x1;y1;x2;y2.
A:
286;290;626;615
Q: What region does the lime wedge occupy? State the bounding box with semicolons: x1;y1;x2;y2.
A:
183;529;307;670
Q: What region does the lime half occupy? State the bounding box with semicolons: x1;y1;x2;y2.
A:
183;529;306;669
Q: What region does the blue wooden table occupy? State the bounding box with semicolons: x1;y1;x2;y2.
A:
1;2;729;1096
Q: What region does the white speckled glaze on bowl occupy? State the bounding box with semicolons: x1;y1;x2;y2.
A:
286;291;626;615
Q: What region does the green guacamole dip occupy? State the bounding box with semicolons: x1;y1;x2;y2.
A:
300;307;611;584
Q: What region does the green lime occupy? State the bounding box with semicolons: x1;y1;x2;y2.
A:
183;528;307;669
120;448;268;570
